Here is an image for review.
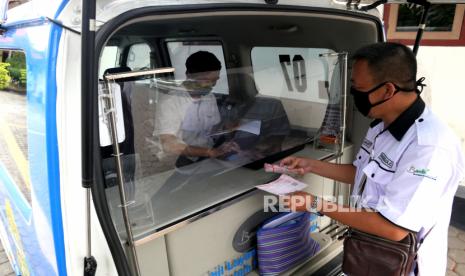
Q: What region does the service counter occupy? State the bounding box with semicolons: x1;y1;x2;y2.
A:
104;143;353;275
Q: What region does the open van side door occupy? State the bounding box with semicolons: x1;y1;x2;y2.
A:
0;0;8;24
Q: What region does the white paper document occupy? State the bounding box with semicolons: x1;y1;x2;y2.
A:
208;119;261;137
256;174;308;195
237;119;261;135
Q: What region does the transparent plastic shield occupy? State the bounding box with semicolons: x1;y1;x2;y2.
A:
98;82;126;146
251;47;347;152
99;56;346;241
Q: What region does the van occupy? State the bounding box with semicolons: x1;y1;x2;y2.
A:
0;0;461;275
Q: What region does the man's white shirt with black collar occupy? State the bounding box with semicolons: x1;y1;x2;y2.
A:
352;97;465;276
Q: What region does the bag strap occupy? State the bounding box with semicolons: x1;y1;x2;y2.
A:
355;172;435;247
413;223;436;276
357;174;367;195
353;173;367;208
417;223;435;249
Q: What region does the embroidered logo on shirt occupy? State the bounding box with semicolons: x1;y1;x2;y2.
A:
362;139;373;149
379;152;394;168
407;166;437;180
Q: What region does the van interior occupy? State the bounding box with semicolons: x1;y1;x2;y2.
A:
97;6;382;275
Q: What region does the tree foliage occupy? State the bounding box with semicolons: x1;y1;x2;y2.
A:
5;51;27;87
0;63;12;90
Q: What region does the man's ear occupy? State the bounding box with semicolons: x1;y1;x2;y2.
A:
384;82;397;98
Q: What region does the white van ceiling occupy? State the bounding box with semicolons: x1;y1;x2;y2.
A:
354;0;465;3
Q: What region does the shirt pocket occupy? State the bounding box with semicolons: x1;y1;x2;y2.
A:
354;147;371;167
203;111;220;130
362;162;395;197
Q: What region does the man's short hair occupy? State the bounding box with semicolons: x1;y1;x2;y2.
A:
185;51;222;75
352;42;417;90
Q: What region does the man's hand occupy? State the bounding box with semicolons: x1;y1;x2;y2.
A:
281;191;314;212
280;156;314;175
208;141;240;158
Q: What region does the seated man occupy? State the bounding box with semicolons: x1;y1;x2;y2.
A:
153;51;239;198
151;51;245;223
154;51;239;169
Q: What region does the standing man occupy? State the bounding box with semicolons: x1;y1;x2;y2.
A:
281;42;464;275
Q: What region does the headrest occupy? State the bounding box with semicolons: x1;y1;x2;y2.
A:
227;72;258;103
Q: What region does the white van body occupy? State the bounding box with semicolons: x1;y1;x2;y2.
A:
0;0;462;275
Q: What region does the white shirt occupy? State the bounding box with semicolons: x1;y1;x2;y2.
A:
352;97;465;276
154;88;221;150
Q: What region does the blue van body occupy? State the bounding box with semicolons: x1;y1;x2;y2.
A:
0;2;67;274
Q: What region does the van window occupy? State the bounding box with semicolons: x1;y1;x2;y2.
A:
126;43;151;70
251;47;340;135
166;41;229;95
99;46;119;78
0;50;30;204
252;47;334;103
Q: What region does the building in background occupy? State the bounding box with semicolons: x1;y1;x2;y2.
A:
384;3;465;182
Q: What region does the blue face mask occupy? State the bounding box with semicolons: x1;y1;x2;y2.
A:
189;87;212;97
185;79;214;97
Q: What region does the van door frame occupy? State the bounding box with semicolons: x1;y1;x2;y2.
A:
85;3;385;275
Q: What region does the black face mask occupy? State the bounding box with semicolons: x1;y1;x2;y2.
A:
350;78;426;117
350;82;399;117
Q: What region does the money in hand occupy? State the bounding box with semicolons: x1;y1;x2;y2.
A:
264;163;289;174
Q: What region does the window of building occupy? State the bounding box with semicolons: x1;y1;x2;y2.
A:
397;4;456;32
385;4;465;44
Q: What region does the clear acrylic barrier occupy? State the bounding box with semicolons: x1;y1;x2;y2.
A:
99;49;347;240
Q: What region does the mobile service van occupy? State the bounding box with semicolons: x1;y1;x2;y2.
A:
0;0;462;275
